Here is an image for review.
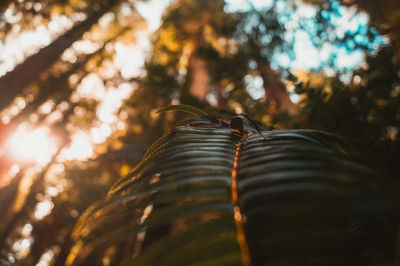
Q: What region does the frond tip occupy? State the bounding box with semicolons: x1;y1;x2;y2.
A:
68;119;400;265
156;104;208;118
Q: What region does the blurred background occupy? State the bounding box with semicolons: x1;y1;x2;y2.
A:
0;0;399;265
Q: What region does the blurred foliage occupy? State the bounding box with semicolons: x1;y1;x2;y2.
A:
0;0;398;265
294;46;400;173
0;0;148;264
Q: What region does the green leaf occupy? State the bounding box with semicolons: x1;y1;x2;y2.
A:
68;112;400;266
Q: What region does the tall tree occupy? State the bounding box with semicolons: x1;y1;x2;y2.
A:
0;0;119;111
148;0;237;105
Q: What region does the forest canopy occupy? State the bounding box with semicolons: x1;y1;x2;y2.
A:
0;0;399;265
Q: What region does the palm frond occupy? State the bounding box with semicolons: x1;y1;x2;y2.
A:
67;118;400;265
156;104;208;118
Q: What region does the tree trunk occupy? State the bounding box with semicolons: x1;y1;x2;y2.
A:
216;83;228;108
0;0;12;13
258;63;299;116
0;0;119;111
246;34;298;116
8;31;121;126
187;53;210;101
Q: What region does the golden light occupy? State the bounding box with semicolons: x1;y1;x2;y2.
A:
114;41;146;79
91;124;112;144
12;238;32;257
21;223;33;236
36;249;56;266
7;164;20;178
7;124;59;166
61;131;93;161
34;200;54;220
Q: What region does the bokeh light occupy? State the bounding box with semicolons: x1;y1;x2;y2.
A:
34;200;54;220
61;131;93;161
6;124;59;166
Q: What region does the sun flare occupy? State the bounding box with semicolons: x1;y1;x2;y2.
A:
6;124;59;166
